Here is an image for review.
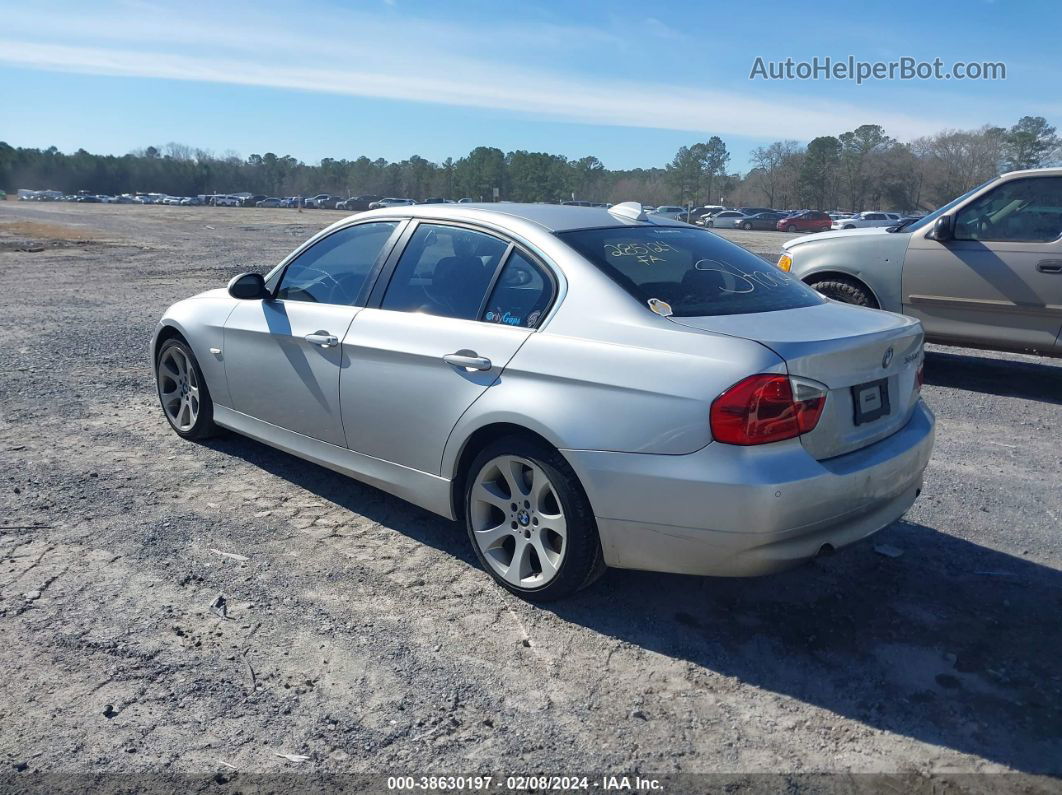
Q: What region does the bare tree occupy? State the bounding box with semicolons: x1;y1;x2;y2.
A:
749;140;801;207
163;142;195;161
918;126;1004;204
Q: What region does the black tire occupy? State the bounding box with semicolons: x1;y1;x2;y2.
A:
809;277;877;308
706;220;714;228
464;435;605;602
742;222;753;230
843;224;856;230
155;337;220;440
786;224;797;233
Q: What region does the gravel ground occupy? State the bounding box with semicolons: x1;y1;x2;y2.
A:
1;203;1060;789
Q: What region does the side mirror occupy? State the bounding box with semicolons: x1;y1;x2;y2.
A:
227;272;269;300
931;215;954;242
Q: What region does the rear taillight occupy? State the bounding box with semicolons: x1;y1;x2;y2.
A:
710;374;828;446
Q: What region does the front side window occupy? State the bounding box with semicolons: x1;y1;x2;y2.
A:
382;224;508;320
558;225;823;317
954;177;1062;242
276;221;398;304
483;251;554;328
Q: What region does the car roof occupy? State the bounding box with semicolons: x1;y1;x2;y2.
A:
1000;166;1062;179
352;202;689;232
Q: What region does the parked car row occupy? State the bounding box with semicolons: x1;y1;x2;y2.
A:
832;211;903;230
561;200;611;208
12;190;496;209
261;195;423;209
688;207;835;233
643;205;926;235
15;190;209;205
13;188;924;229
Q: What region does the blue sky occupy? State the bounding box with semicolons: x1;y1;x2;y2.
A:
1;0;1059;171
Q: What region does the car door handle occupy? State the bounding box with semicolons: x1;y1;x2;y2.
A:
304;331;339;347
443;352;492;371
1036;260;1062;274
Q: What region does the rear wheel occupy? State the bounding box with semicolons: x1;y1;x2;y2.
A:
809;276;877;308
465;436;603;601
156;338;219;440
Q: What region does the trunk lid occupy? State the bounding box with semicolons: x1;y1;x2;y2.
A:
670;302;924;459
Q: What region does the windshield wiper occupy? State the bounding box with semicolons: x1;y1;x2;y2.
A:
887;218;917;232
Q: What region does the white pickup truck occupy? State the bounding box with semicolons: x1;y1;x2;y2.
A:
832;211;901;230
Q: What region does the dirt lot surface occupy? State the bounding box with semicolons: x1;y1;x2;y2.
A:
1;203;1060;788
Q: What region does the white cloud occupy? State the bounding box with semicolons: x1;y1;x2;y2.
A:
0;3;983;142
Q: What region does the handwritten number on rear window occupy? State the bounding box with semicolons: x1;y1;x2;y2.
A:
606;241;676;266
693;259;793;294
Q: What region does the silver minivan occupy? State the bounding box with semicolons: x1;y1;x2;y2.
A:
779;168;1062;356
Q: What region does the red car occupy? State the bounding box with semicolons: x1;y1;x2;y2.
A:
776;210;832;233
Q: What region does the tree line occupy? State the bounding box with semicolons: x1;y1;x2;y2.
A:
734;116;1060;212
1;116;1057;212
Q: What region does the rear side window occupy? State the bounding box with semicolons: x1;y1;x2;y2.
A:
382;224;508;320
483;252;553;328
558;225;824;317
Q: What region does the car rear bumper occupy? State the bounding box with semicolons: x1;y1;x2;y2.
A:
563;401;934;577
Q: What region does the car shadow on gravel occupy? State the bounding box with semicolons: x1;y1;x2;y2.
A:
925;348;1062;404
202;435;1061;775
202;434;480;568
548;519;1062;776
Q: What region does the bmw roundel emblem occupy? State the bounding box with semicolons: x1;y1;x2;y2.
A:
882;346;894;369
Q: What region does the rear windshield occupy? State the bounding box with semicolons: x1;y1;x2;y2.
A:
557;225;824;317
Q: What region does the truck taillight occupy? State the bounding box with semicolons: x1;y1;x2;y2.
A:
710;374;828;446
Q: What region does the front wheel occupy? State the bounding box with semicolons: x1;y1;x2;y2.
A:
742;222;753;230
156;338;219;440
809;277;877;308
786;224;797;233
465;436;604;601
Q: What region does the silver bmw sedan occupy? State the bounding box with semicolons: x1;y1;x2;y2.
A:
152;202;935;601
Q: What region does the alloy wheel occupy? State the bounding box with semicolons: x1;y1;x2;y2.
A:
469;455;567;588
158;346;200;432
